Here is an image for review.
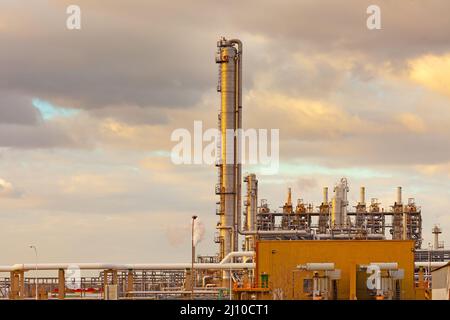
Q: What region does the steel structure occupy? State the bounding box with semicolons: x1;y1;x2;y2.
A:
254;181;423;248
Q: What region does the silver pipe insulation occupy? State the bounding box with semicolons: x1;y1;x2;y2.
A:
0;262;255;272
238;230;311;236
1;261;445;272
126;290;223;295
297;263;335;271
365;262;398;270
314;233;385;240
415;262;448;269
220;251;255;264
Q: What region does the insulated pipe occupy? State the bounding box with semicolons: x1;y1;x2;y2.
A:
126;290;223;295
0;262;255;272
323;187;328;204
314;233;385;240
238;229;310;236
415;262;448;269
397;187;402;204
297;263;335;271
368;262;398;270
220;251;255;264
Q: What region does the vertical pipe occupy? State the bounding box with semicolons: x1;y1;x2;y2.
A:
191;215;197;299
127;270;134;298
397;187;402;204
19;271;25;299
402;213;407;240
323;187;329;204
103;270;108;299
58;269;65;300
360;187;366;205
331;198;337;227
245;174;258;251
231;39;242;254
434;233;439;250
10;271;18;299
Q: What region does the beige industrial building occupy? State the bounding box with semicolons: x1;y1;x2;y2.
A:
431;262;450;300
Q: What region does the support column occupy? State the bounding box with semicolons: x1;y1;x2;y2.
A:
9;271;19;300
58;269;65;300
103;269;118;300
112;270;118;285
185;269;193;291
127;270;134;298
19;271;25;299
103;270;109;299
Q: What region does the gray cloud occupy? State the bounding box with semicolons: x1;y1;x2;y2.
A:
89;105;169;126
2;0;449;117
0;92;40;125
0;178;23;198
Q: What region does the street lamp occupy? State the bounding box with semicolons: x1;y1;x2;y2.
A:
29;245;38;300
191;215;198;299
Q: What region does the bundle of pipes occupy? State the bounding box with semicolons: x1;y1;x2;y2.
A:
0;252;256;272
1;261;447;272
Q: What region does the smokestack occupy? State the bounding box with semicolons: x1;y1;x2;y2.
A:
323;187;329;204
360;187;366;205
397;187;402;205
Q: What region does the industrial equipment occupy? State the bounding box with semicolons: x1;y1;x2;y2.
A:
215;37;243;260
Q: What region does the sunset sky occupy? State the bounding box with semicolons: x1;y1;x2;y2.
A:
1;0;450;265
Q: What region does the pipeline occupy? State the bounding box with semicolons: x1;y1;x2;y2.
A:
0;262;255;272
220;251;255;264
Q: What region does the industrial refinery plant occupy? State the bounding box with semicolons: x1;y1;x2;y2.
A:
0;38;449;301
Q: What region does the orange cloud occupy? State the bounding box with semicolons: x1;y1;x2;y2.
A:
396;113;426;133
409;54;450;97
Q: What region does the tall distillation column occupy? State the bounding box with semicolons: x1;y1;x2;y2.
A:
215;37;242;260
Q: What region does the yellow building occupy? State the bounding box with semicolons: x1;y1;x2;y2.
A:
254;240;415;300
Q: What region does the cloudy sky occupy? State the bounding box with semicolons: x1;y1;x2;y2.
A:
1;0;450;266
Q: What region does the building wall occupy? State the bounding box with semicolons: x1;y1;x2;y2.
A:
432;265;450;300
255;240;415;300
